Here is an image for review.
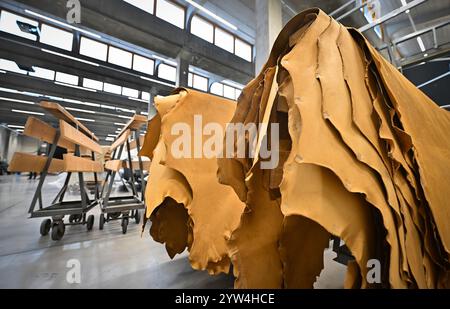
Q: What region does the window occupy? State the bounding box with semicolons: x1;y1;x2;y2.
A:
108;46;133;69
122;87;139;98
83;78;103;91
133;54;154;75
235;38;252;62
210;82;223;96
223;84;236;100
0;59;28;74
104;83;122;95
79;37;108;61
29;67;55;80
158;63;176;82
188;72;208;92
142;91;151;101
123;0;155;14
55;72;79;85
0;11;38;41
214;27;234;53
39;24;73;51
235;89;242;100
191;15;213;43
156;0;185;29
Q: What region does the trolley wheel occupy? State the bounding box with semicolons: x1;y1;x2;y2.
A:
99;214;105;230
69;215;74;223
86;215;95;231
51;222;65;241
134;210;141;224
121;217;129;234
40;219;52;236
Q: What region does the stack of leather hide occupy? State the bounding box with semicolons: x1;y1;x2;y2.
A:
217;8;450;289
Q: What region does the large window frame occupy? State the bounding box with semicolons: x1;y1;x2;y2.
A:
189;14;253;62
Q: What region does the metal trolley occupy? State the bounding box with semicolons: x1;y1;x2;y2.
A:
99;115;147;234
8;101;103;241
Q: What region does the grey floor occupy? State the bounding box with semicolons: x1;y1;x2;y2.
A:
0;174;346;289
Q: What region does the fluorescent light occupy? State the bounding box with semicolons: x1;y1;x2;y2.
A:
22;91;43;97
417;37;426;52
66;107;96;114
105;137;115;142
81;102;101;107
141;111;149;116
25;10;102;39
12;109;44;116
55;81;97;92
0;97;34;105
75;117;95;122
118;115;132;119
0;70;6;74
41;49;100;67
8;125;25;129
114;122;127;126
108;134;117;137
0;87;19;94
129;97;149;103
184;0;238;31
140;76;175;87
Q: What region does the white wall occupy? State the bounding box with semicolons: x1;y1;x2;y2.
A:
0;126;40;163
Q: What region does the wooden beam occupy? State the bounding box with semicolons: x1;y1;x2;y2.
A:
117;114;147;137
110;129;130;152
129;135;145;150
8;153;64;173
105;160;123;172
39;101;99;141
64;154;104;172
23;117;75;151
59;120;103;154
124;160;151;171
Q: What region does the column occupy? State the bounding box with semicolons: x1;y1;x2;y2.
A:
255;0;283;74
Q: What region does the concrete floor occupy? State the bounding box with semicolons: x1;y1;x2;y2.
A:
0;174;346;289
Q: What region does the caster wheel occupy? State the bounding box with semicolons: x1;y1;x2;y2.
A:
51;222;65;241
99;214;105;230
121;218;128;234
69;215;74;224
75;214;82;223
86;215;95;231
134;210;141;224
40;219;52;236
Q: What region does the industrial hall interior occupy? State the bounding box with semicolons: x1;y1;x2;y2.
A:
0;0;449;290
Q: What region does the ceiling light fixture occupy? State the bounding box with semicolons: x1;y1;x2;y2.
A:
184;0;238;31
8;125;25;129
66;107;96;114
12;109;44;116
417;37;426;52
0;97;35;105
25;10;102;39
75;117;95;122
